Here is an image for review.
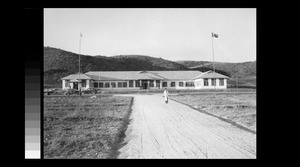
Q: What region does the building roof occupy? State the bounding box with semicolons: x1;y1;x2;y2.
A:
61;71;229;81
193;71;229;79
61;73;92;80
84;71;203;81
69;79;80;82
146;71;202;80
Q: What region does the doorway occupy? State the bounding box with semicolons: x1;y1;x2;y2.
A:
73;82;78;90
142;80;148;89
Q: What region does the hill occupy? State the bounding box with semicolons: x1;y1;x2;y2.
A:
176;60;256;78
175;60;210;68
44;46;256;88
44;47;188;87
176;60;256;88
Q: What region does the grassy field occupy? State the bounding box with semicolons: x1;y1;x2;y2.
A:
44;95;133;159
169;92;256;132
227;76;256;88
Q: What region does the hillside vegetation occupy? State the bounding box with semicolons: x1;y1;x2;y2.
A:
176;60;256;88
44;47;188;87
176;60;256;78
44;46;256;88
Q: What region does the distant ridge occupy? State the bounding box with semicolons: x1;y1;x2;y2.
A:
176;60;256;78
176;60;256;88
44;46;256;88
44;46;188;87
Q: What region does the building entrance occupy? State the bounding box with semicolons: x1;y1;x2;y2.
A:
142;80;148;89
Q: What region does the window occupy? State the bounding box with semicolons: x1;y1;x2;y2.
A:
129;80;133;87
185;82;194;87
156;80;160;87
204;79;208;86
150;80;154;87
135;80;140;87
162;82;167;87
118;82;123;87
171;82;175;87
219;79;224;86
211;78;216;86
105;82;110;88
81;80;86;87
65;80;69;87
99;82;104;88
111;82;116;88
123;82;127;88
93;82;98;88
179;82;184;87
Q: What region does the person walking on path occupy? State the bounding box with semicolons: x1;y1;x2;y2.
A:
163;88;169;104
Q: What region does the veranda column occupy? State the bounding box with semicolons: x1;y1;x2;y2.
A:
86;80;90;89
140;80;142;89
62;80;65;89
160;80;163;89
147;80;150;89
154;80;156;89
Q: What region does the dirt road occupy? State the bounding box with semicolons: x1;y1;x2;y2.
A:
116;94;256;159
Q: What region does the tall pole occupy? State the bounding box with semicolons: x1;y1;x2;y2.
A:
78;33;82;95
211;33;215;75
79;33;82;74
211;33;216;95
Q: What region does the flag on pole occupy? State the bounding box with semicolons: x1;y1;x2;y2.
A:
212;32;218;38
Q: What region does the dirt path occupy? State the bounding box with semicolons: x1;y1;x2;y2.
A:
115;94;256;159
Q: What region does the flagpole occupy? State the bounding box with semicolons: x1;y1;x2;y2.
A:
211;33;216;95
79;33;82;74
78;33;82;96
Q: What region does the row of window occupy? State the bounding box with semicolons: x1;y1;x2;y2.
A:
94;82;128;88
135;80;160;87
203;78;224;86
92;79;224;88
94;80;160;88
92;81;195;88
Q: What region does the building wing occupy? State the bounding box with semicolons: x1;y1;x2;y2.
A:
193;71;229;79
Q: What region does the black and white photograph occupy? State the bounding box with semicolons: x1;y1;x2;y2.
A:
43;8;256;159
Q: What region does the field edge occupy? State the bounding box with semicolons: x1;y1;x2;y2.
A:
169;97;256;135
107;97;134;159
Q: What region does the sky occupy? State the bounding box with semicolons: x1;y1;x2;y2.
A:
44;8;256;63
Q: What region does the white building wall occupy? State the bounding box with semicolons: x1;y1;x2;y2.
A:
216;78;227;89
62;79;93;90
197;78;227;89
62;78;227;90
62;80;71;90
175;81;187;90
62;80;66;89
162;80;195;90
194;78;203;89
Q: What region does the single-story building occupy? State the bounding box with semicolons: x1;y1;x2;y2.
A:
61;70;229;90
